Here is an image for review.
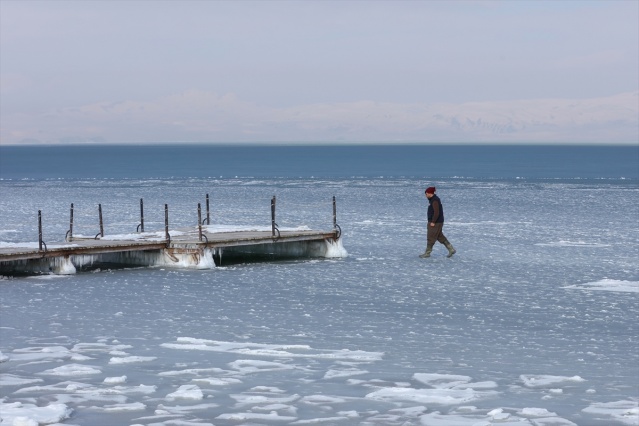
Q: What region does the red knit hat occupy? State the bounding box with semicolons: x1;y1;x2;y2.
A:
425;187;436;194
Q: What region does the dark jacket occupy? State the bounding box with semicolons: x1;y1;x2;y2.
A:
428;194;444;223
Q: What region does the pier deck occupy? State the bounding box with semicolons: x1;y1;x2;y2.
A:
0;229;339;263
0;227;343;275
0;195;346;274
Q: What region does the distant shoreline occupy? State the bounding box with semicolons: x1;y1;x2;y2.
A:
1;141;638;148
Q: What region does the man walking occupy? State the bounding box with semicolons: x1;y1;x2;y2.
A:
420;186;456;258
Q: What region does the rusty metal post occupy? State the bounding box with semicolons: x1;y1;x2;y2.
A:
271;196;276;237
98;204;104;238
139;198;145;232
68;203;74;241
205;193;210;225
198;203;203;242
332;196;341;239
164;204;170;243
38;210;43;251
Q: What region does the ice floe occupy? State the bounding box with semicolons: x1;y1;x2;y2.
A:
108;355;157;364
0;401;73;425
414;373;498;390
366;386;499;405
231;392;301;407
89;401;147;412
38;363;102;376
215;411;297;422
520;374;585;388
166;384;204;401
323;367;368;379
8;346;75;363
154;402;220;415
0;374;43;387
161;337;383;361
582;400;639;425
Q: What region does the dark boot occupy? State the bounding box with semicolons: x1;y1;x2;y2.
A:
444;241;456;258
419;245;433;258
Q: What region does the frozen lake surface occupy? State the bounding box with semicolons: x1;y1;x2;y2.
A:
1;174;638;425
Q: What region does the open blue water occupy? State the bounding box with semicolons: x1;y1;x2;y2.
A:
0;144;638;425
1;144;637;180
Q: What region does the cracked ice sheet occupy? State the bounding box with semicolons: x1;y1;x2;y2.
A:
160;337;383;361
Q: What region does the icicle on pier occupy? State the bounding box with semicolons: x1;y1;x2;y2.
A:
0;195;347;275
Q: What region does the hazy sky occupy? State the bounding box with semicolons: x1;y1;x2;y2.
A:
1;0;637;145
